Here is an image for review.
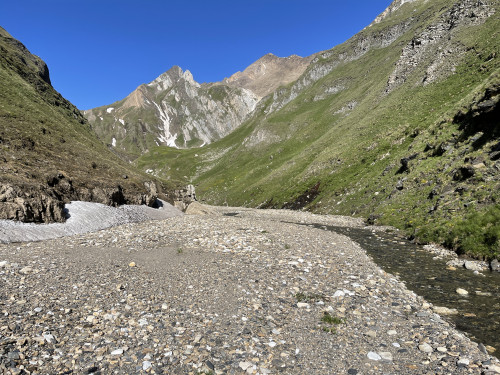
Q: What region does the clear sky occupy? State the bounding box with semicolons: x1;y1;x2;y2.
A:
0;1;393;110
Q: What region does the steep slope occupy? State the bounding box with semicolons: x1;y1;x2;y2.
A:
0;27;175;223
137;0;500;259
84;54;312;156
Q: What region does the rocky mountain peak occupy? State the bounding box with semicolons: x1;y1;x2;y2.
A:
222;53;313;99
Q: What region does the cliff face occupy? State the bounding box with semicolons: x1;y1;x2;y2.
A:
0;27;175;223
84;54;313;156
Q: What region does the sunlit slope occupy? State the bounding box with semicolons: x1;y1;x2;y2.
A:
137;0;499;258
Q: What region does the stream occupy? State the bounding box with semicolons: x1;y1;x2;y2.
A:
307;223;500;354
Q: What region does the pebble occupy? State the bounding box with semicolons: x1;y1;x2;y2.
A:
367;351;382;361
456;288;469;295
379;352;393;362
419;343;434;353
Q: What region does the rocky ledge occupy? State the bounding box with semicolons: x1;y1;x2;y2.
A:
0;206;498;374
0;178;165;224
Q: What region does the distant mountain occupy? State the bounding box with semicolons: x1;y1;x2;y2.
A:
0;26;175;223
137;0;500;259
222;53;314;99
84;54;312;156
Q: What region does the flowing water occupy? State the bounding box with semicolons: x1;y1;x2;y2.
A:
308;223;500;353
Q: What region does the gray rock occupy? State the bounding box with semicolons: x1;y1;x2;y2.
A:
379;352;393;362
490;259;500;272
464;260;484;271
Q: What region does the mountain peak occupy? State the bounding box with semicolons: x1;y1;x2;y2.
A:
223;53;313;99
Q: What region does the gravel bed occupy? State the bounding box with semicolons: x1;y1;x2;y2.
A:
0;206;498;374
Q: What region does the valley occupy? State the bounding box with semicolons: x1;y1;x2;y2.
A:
1;0;500;373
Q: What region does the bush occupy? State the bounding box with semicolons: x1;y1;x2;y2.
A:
445;205;500;259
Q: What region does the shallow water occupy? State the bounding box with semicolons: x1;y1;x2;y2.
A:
309;224;500;353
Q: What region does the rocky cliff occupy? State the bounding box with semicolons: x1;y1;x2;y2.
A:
0;26;176;223
84;54;312;156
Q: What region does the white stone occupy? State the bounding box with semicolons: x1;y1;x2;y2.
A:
297;302;310;308
43;333;54;343
111;349;123;356
387;330;397;335
0;261;8;268
456;288;469;295
457;358;470;366
142;361;152;370
239;361;253;371
367;351;381;361
418;343;433;353
20;266;33;274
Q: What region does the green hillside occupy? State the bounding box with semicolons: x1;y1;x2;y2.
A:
0;27;177;222
137;0;499;259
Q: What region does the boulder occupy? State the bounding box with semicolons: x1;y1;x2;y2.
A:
490;259;500;273
185;202;215;215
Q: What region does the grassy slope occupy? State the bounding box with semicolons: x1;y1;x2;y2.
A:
0;28;177;217
137;0;500;259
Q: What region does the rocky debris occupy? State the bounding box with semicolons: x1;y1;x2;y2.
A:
0;206;497;374
386;0;493;93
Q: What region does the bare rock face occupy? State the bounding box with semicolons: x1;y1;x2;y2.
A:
385;0;494;93
0;184;66;223
85;67;259;153
173;185;197;212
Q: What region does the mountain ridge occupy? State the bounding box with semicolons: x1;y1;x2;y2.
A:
84;53;313;154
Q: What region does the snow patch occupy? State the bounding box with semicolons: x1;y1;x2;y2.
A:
106;107;115;113
112;137;116;147
119;119;125;125
0;201;183;243
153;102;178;148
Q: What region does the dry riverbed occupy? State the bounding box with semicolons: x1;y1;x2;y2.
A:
1;206;499;374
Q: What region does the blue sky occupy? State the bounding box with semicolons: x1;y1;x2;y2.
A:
0;1;393;110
